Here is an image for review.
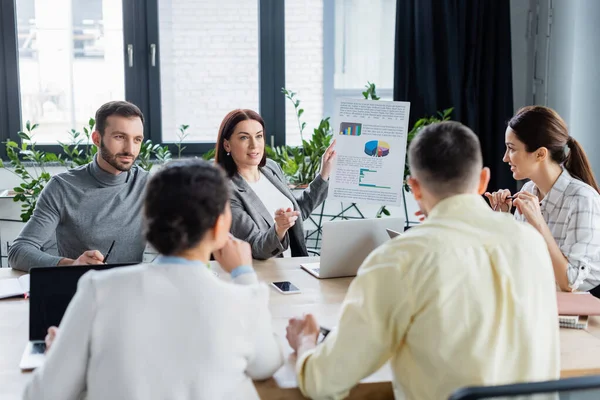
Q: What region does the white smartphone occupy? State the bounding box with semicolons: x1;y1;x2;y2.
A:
270;281;301;295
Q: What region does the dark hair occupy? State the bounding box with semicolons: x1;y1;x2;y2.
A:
508;106;599;193
408;121;483;197
95;101;145;136
144;159;229;255
214;109;267;177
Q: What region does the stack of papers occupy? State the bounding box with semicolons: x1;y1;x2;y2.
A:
559;315;589;329
557;292;600;330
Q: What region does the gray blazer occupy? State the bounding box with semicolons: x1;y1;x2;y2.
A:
230;159;329;259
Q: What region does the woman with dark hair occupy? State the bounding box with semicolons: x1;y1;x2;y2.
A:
486;106;600;292
215;109;335;260
24;160;284;400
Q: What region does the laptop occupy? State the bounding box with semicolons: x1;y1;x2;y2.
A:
19;263;135;370
301;217;405;279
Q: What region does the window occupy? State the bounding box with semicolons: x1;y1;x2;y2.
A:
158;0;260;143
1;0;396;155
16;0;125;144
284;0;396;146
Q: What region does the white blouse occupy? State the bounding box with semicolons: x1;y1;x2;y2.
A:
23;262;284;400
246;172;294;257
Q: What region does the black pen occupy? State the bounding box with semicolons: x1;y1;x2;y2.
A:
103;240;116;264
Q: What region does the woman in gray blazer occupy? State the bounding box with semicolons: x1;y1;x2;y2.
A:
215;109;336;260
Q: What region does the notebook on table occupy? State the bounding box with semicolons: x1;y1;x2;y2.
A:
0;274;30;299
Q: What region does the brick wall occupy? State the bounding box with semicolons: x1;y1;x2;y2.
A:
159;0;261;143
158;0;325;146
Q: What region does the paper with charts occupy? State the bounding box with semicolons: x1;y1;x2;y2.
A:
329;98;410;206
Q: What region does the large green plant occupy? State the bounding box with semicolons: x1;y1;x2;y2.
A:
137;140;172;171
59;118;98;168
0;122;59;222
266;91;333;187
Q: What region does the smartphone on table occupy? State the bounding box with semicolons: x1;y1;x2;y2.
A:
270;281;301;295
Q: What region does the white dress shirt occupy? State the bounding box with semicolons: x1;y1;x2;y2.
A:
246;172;294;257
296;195;560;400
23;257;284;400
515;169;600;291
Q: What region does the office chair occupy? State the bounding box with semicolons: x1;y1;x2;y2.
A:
448;375;600;400
590;284;600;300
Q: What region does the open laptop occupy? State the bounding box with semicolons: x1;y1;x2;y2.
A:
19;263;135;370
301;217;405;279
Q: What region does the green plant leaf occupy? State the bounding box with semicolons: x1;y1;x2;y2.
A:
18;131;31;141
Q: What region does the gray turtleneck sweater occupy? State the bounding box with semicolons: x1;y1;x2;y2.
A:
8;157;150;271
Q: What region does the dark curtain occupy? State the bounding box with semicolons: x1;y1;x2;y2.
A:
394;0;516;192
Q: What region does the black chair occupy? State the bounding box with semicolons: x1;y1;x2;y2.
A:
590;284;600;300
448;375;600;400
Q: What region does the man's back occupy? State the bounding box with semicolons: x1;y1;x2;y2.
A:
295;194;559;400
384;194;559;399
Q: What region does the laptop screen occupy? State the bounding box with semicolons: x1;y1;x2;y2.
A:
29;264;135;340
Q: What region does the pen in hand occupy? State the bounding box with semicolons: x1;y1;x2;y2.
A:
492;193;520;211
103;240;116;263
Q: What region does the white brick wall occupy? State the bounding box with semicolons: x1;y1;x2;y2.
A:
159;0;260;143
159;0;325;146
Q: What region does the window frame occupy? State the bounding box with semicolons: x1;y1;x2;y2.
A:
0;0;21;160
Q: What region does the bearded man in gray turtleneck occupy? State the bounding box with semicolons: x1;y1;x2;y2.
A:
8;101;150;272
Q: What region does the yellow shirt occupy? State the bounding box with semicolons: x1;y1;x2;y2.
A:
296;194;560;400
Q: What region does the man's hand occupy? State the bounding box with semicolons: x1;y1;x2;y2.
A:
286;314;320;353
59;250;105;266
213;235;253;273
45;326;59;352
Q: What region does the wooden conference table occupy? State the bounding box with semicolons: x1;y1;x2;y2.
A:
1;257;600;400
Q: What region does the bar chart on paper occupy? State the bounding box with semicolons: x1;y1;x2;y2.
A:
359;168;391;189
364;140;390;157
339;122;362;136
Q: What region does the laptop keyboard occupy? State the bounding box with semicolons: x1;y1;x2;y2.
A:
32;342;46;354
312;268;320;274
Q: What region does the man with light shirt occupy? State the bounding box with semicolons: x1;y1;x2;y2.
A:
286;121;560;400
9;101;149;271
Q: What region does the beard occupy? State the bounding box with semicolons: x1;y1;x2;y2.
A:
99;139;137;172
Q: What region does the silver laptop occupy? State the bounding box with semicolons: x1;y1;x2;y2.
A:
301;217;405;279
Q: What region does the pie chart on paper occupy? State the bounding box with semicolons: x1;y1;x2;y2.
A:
364;140;390;157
